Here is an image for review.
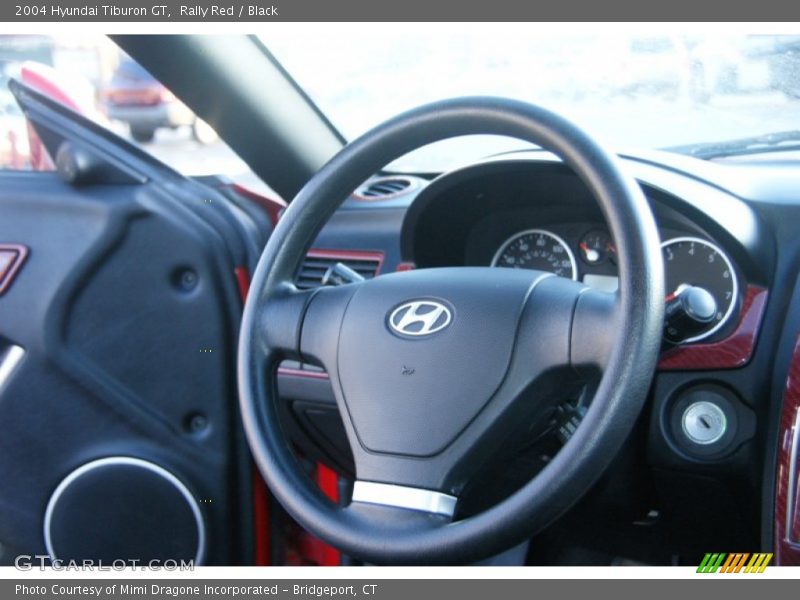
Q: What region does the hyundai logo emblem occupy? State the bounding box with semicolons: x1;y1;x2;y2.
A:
388;300;452;337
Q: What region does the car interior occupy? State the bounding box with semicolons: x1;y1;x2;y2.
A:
1;32;799;567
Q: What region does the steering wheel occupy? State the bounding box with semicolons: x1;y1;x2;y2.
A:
238;97;664;565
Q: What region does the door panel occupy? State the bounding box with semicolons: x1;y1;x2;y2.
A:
0;86;267;565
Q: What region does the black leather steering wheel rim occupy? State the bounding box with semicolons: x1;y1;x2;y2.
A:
238;97;664;565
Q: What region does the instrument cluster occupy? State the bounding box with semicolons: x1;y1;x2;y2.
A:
489;225;739;344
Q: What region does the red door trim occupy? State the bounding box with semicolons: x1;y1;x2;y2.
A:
234;266;272;565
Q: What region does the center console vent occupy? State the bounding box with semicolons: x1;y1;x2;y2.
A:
295;250;383;290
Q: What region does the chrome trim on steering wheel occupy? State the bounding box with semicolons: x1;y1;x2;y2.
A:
352;481;457;517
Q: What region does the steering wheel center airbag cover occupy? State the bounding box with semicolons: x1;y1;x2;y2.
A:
336;267;545;457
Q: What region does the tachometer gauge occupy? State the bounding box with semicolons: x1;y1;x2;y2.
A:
662;237;738;343
491;229;577;280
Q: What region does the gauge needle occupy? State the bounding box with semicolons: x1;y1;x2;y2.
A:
665;283;690;303
579;242;599;263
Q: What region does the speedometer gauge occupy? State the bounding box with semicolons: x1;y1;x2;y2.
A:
491;229;577;280
662;237;738;343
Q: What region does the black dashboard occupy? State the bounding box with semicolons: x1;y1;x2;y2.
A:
280;148;800;560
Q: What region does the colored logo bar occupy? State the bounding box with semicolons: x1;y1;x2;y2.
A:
697;553;773;573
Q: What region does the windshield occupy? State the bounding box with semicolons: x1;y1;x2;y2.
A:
265;26;800;171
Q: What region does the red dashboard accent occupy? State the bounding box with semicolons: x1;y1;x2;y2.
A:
775;334;800;565
658;285;768;371
0;244;28;295
395;261;416;272
230;183;286;227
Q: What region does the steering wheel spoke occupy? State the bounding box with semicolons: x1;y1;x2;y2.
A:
253;280;364;368
298;282;361;371
571;288;621;374
254;283;313;360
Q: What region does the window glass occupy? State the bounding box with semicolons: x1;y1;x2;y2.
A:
265;27;800;170
0;34;257;189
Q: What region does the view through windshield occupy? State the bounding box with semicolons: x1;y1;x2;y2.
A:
265;27;800;171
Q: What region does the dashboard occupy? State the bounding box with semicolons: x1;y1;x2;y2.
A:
281;148;800;563
399;158;765;347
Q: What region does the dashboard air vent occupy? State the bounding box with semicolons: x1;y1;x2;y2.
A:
353;177;416;201
295;251;382;290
